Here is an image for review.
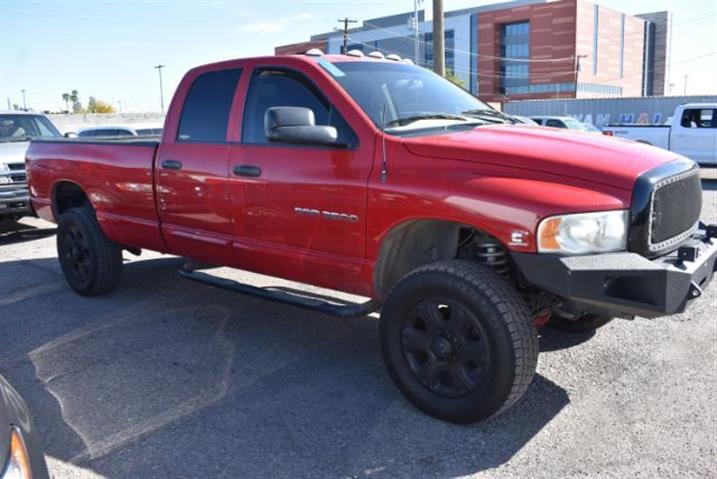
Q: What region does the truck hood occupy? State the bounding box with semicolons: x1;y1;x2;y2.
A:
0;141;30;166
402;125;678;190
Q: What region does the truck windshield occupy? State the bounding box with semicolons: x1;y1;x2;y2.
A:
0;114;61;142
328;61;504;131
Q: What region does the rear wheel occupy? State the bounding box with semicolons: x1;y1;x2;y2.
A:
57;206;122;296
380;260;538;423
548;313;613;332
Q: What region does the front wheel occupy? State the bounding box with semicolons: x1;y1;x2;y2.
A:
57;206;123;296
380;260;538;423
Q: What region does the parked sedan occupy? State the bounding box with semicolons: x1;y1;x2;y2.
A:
0;375;49;479
530;116;586;130
73;124;163;138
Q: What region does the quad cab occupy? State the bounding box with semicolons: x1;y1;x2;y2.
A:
27;53;717;423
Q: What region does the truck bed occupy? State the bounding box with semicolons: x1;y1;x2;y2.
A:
26;138;166;252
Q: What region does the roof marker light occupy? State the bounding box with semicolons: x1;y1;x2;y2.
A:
367;51;385;59
346;49;364;57
401;58;414;64
386;54;401;61
305;48;324;57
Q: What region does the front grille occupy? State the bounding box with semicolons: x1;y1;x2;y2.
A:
650;170;702;247
7;163;24;171
10;173;26;183
628;159;702;258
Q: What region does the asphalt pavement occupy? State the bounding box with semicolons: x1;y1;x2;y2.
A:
0;182;715;478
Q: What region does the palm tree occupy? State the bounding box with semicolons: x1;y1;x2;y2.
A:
70;90;80;113
62;93;70;112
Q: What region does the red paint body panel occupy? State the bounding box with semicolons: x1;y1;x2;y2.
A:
26;55;678;299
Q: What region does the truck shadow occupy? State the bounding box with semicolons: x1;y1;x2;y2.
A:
1;256;570;478
0;219;56;246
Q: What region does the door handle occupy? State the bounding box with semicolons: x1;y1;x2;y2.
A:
233;165;262;177
161;159;183;170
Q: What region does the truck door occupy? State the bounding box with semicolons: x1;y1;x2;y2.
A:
670;107;716;165
155;67;243;263
228;66;372;293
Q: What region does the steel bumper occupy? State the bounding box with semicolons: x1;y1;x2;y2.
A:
512;224;717;319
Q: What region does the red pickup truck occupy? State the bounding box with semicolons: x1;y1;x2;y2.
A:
26;53;717;423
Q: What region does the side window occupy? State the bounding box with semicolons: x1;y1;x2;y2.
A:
532;118;543;125
242;69;356;147
177;68;243;143
546;119;565;128
680;109;715;128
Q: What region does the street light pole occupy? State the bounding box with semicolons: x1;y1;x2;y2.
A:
154;64;165;114
21;89;27;111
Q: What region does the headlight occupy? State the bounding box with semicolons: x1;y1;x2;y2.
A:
537;210;628;254
1;427;32;479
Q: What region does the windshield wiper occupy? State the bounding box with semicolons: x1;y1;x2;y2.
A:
385;113;469;128
461;109;516;124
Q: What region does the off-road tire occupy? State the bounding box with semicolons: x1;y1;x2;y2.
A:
380;260;538;423
57;206;122;296
548;313;613;332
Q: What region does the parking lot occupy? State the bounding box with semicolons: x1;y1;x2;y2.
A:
0;181;715;478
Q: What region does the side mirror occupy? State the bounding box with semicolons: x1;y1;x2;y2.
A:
64;132;77;138
264;107;342;147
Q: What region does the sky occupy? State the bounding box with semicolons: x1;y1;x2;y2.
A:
1;0;715;113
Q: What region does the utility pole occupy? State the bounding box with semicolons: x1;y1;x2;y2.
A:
21;90;27;111
118;100;123;113
337;18;357;54
432;0;444;75
683;74;688;95
6;97;10;110
154;64;165;114
413;0;422;65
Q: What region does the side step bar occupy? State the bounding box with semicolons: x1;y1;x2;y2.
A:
179;269;380;317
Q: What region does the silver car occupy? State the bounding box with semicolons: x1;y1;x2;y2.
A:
0;112;63;220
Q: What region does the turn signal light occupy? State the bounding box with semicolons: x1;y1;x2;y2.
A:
1;428;32;479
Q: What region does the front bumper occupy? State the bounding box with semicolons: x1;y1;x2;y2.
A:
0;179;31;216
512;224;717;319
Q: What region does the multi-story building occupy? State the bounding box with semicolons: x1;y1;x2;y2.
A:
275;0;670;101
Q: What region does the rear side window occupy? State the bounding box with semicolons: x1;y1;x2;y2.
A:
681;109;716;128
545;119;566;128
177;68;242;143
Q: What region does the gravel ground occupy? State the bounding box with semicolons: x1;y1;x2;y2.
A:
0;181;715;479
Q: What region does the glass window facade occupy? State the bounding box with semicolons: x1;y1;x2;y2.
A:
424;30;455;74
505;83;622;96
499;21;530;94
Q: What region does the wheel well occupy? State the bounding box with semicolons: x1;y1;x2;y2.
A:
53;181;89;217
373;220;508;300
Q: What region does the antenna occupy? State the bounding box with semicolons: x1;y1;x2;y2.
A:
380;106;388;183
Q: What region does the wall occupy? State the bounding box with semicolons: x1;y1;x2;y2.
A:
47;112;166;134
275;39;328;55
575;2;645;98
504;95;717;127
637;11;670;96
477;0;578;102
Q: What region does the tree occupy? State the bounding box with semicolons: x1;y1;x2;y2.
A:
70;90;83;113
444;71;465;89
62;93;70;112
85;96;116;113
